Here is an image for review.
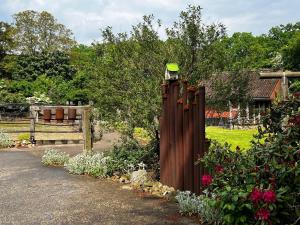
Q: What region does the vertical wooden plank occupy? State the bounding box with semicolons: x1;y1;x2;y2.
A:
183;105;189;190
198;86;206;193
83;106;92;154
175;97;184;190
193;93;201;195
160;84;168;185
186;87;196;192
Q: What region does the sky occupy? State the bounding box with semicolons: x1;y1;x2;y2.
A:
0;0;299;45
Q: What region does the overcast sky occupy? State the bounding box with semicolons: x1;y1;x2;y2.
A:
0;0;299;45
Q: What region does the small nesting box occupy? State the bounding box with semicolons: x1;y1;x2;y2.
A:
56;107;64;123
68;108;77;122
165;63;180;81
43;109;51;123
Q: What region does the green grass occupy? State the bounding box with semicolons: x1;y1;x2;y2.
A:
206;126;258;150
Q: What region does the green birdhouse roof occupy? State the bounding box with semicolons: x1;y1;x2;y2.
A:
166;63;179;72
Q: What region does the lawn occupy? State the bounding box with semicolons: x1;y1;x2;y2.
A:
206;126;258;150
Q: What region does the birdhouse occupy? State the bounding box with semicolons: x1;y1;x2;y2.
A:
165;63;179;81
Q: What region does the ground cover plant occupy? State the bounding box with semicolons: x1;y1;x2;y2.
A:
64;152;110;178
206;126;258;150
104;137;159;177
41;148;69;166
0;131;14;148
196;94;300;225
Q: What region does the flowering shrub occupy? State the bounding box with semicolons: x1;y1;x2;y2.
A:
198;93;300;224
65;153;110;178
41;149;69;166
0;132;14;148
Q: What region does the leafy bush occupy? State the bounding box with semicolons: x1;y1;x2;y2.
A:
176;191;201;215
0;132;14;148
64;153;89;175
175;191;223;224
41;149;69;166
104;137;158;176
198;93;300;225
17;133;30;141
65;152;110;178
85;153;110;177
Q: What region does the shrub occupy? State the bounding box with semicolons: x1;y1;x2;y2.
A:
17;133;30;141
175;191;223;224
198;93;300;225
65;152;110;178
85;153;110;178
41;149;69;166
64;153;89;175
104;137;158;176
0;132;14;148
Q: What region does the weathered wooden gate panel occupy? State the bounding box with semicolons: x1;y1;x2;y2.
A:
160;80;207;194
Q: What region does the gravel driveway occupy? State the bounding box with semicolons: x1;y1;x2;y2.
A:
0;150;198;225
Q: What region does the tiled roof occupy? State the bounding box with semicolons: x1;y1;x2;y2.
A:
248;73;280;99
199;72;280;100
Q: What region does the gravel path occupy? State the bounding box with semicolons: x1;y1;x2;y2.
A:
0;150;199;225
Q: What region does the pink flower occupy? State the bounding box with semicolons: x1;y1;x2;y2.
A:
250;187;263;203
201;175;213;186
263;190;276;203
255;208;270;221
215;165;224;173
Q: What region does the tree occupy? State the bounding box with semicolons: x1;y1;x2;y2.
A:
91;15;164;141
166;5;226;82
281;32;300;71
0;21;15;78
13;10;75;54
12;51;76;81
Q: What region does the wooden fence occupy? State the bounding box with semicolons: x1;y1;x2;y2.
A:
159;80;207;195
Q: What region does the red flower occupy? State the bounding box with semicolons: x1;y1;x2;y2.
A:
201;175;213;186
263;190;276;203
255;208;270;221
250;187;262;203
215;165;224;173
293;92;300;98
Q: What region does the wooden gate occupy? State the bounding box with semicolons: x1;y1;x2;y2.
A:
159;80;207;195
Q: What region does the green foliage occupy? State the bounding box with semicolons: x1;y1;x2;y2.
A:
282;32;300;70
0;131;13;148
13;10;75;54
104;138;158;176
166;5;226;82
12;51;76;81
199;94;300;224
0;21;15;78
41;149;69;166
175;191;223;224
17;133;30;141
64;153;110;178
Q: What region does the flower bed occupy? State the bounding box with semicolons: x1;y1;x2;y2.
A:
193;93;300;224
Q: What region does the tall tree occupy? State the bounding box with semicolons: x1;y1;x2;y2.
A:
166;5;226;82
0;21;15;78
13;10;75;54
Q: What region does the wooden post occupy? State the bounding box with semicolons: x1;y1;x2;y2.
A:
29;105;37;143
82;106;92;154
78;101;83;132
